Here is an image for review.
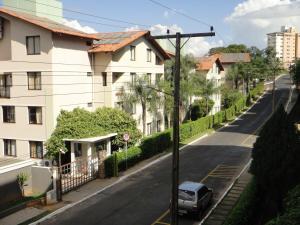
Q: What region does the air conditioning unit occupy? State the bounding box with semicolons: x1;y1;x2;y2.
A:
43;159;53;167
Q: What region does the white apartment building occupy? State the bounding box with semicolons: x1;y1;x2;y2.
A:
0;8;96;161
0;7;169;161
267;26;300;69
196;55;224;115
89;31;169;135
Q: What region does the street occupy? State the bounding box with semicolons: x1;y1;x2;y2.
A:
39;76;291;225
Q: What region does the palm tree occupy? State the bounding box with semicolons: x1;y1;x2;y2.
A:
120;74;162;135
227;64;241;89
201;79;219;115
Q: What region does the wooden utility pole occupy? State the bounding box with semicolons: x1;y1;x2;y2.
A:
153;30;215;225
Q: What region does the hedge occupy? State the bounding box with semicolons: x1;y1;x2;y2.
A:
104;83;264;177
223;178;259;225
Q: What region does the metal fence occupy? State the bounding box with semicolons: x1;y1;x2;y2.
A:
60;156;99;194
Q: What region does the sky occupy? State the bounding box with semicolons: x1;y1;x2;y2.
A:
2;0;300;56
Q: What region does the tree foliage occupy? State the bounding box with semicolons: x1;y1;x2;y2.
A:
209;44;249;55
290;59;300;86
45;108;142;157
190;99;214;121
120;74;162;135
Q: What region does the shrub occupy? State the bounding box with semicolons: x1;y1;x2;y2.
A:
225;106;236;121
140;130;172;159
213;111;225;126
223;178;259;225
190;99;214;121
117;146;142;171
180;116;212;141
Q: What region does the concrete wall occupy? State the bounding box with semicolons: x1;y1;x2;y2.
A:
31;166;53;195
0;165;32;210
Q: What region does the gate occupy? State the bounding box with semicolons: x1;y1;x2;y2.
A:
59;156;99;194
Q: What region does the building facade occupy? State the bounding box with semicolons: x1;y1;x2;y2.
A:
196;55;224;115
0;8;168;161
267;26;300;69
89;31;169;135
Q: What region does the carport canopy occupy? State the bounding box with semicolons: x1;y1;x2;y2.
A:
63;133;118;143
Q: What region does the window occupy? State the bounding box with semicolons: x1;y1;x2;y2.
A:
28;107;42;124
102;72;107;86
156;55;163;65
197;187;209;200
27;72;41;90
0;74;12;98
157;120;161;132
87;102;93;107
130;46;136;61
147;73;152;85
26;36;40;55
114;101;124;110
4;139;16;157
147;122;152;135
2;106;15;123
130;73;136;85
29;141;43;159
0;17;4;40
74;143;82;158
87;72;92;76
147;48;152;62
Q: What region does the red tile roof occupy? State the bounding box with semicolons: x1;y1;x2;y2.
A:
196;55;224;71
89;30;170;60
0;7;97;40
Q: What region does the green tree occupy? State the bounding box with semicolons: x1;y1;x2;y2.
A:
201;80;219;115
209;44;249;55
120;74;162;135
290;59;300;88
190;99;214;120
45;108;141;156
227;64;241;89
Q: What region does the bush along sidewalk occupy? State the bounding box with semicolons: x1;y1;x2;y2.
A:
104;83;264;177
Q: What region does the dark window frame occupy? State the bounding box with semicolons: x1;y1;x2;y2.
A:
29;141;43;159
130;45;136;61
28;106;42;125
27;72;41;90
147;48;152;62
26;36;41;55
102;72;107;86
4;139;16;157
2;106;15;123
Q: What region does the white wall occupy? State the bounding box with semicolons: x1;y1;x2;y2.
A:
93;37;165;135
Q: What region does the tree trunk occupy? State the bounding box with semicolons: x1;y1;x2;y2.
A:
142;102;146;135
246;78;250;94
206;98;209;115
234;79;238;89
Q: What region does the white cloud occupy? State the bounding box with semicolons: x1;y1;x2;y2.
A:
124;24;223;57
62;19;97;34
225;0;300;48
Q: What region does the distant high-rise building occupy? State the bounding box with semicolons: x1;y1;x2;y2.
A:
2;0;63;23
267;26;300;69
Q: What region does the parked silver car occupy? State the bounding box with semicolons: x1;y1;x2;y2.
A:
178;181;213;219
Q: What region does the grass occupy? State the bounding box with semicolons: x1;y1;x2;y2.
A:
1;194;45;212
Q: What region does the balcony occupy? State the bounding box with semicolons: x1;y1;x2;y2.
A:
0;86;10;98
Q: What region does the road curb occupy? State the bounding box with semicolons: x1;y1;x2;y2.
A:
30;83;273;225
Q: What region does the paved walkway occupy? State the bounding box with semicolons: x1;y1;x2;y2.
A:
202;168;252;225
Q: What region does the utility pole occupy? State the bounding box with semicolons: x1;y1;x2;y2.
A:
272;72;276;112
152;30;215;225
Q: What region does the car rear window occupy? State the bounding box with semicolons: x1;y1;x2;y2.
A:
179;189;195;201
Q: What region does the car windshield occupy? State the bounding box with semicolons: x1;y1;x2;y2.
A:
179;189;195;201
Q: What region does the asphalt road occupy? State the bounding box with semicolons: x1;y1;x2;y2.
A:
39;76;291;225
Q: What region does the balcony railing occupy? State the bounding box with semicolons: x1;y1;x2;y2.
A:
0;86;10;98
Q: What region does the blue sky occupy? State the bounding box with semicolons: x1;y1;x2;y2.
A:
2;0;300;55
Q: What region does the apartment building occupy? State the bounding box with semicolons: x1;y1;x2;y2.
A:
196;55;224;115
0;7;97;161
267;26;300;69
89;31;169;135
0;6;169;161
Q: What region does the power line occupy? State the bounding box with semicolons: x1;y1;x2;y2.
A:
148;0;230;45
23;0;150;28
148;0;212;27
2;5;130;29
6;60;167;69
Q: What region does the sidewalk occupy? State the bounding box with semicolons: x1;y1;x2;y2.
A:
202;166;252;225
0;151;170;225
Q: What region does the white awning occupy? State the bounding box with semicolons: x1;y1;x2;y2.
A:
63;133;117;143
